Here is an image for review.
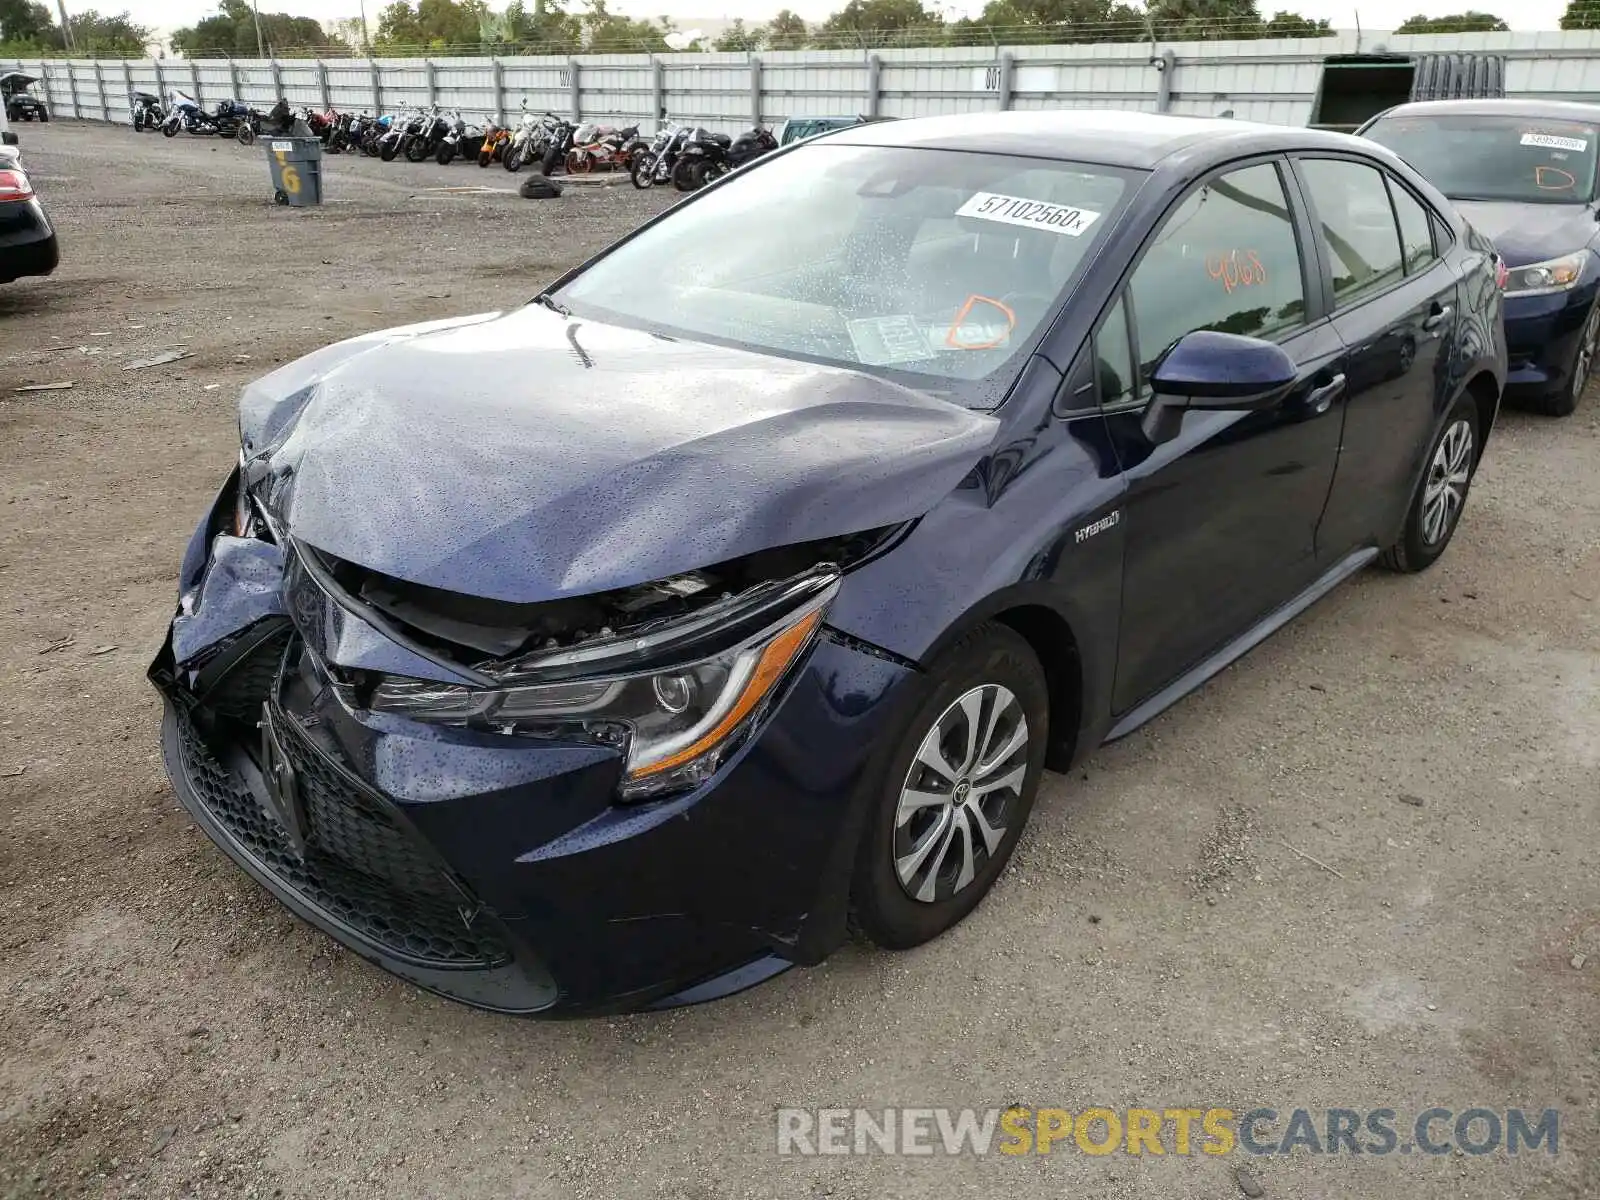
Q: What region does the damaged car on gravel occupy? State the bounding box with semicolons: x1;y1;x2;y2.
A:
151;111;1506;1015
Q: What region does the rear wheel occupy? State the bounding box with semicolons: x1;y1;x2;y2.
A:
671;157;699;192
1379;394;1480;573
849;623;1049;950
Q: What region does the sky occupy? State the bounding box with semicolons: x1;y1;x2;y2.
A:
107;0;1571;36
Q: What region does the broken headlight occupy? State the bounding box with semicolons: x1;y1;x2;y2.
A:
369;579;835;801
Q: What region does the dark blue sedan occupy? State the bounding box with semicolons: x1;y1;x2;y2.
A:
151;111;1506;1015
1362;98;1599;416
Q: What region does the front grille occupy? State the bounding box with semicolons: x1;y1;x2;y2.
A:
203;625;293;722
173;705;511;969
274;713;456;900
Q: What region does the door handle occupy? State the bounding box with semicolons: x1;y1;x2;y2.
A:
1307;373;1347;414
1423;304;1454;332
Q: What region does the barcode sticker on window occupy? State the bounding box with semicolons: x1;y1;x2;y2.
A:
1521;133;1588;152
956;192;1101;237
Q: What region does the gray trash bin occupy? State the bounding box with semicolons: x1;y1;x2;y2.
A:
264;136;323;207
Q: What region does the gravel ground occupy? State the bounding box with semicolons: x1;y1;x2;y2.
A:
1;121;1597;1200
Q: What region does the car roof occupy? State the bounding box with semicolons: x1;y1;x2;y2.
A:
1372;98;1600;122
820;108;1379;170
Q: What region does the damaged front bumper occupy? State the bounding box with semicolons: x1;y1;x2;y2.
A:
150;478;916;1015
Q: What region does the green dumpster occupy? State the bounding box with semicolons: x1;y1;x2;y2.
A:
265;136;323;207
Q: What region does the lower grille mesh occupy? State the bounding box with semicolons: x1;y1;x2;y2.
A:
173;708;511;970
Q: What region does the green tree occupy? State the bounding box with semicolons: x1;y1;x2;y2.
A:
952;0;1147;43
579;0;670;51
816;0;946;47
1562;0;1600;26
497;0;581;52
714;17;764;51
1260;9;1333;35
1147;0;1264;40
0;0;52;45
175;1;327;56
55;8;149;53
766;8;809;48
1394;11;1508;32
376;0;491;51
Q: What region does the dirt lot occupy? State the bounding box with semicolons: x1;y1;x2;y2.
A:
1;120;1597;1200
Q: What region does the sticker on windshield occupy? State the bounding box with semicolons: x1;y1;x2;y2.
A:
847;315;934;366
956;192;1101;237
1521;132;1589;152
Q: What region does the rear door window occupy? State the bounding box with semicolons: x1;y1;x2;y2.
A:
1388;179;1439;275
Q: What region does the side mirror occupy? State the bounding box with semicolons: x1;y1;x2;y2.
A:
1141;330;1298;444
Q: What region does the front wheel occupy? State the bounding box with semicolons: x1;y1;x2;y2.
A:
162;122;178;138
1379;395;1480;573
379;139;399;162
37;110;47;123
1534;302;1598;417
404;137;429;163
565;149;591;175
504;144;525;172
477;146;494;167
630;152;656;189
236;123;255;146
849;623;1049;950
436;142;456;165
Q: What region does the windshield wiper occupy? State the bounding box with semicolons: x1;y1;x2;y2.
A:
532;292;570;316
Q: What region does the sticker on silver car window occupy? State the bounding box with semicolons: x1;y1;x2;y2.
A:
847;316;934;366
956;192;1101;236
1521;132;1589;152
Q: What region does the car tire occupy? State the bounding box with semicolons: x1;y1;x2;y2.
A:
1531;301;1598;418
1379;394;1480;573
849;622;1049;950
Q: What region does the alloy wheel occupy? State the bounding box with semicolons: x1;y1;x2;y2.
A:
1572;305;1600;406
1421;418;1474;546
894;684;1030;903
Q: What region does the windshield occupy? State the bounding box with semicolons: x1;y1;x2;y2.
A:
1364;113;1599;204
557;145;1135;407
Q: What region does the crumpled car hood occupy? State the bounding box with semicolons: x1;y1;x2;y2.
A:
242;304;998;604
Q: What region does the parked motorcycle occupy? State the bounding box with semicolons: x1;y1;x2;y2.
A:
361;113;394;157
160;92;259;141
565;123;640;175
538;117;576;175
671;125;777;192
130;91;164;133
432;110;473;164
405;107;453;163
477;118;508;167
630;122;688;189
501;103;547;173
377;108;421;161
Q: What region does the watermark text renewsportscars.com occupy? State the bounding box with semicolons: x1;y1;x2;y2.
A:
775;1106;1559;1157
